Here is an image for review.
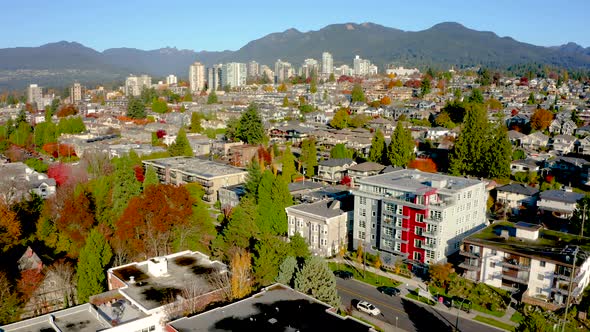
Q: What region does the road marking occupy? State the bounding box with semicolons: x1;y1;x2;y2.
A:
337;284;408;316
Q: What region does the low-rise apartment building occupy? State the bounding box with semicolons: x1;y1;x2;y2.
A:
142;156;248;202
460;221;590;310
352;169;488;273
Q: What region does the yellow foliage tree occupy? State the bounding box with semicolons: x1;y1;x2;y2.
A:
277;83;288;92
230;248;252;300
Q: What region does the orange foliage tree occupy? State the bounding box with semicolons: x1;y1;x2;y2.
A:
0;198;21;252
530;109;554;131
380;96;392;105
230;248;252;300
42;143;77;159
56;104;78;117
56;191;96;257
115;184;193;259
408;158;438;173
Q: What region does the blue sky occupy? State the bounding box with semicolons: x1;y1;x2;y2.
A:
3;0;589;51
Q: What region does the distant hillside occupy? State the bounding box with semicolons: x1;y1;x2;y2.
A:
0;22;589;91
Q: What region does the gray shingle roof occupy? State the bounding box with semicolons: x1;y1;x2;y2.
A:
497;183;539;196
539;190;584;203
318;158;354;167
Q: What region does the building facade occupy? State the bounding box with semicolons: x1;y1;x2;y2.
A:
189;61;206;93
70;82;82;103
26;84;43;109
322;52;333;75
247;60;259;78
125;75;152;96
207;64;222;91
352;169;488;271
274;59;293;83
353;55;371;76
221;62;247;88
166;74;178;85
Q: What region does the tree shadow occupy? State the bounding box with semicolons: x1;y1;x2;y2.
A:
401;298;453;332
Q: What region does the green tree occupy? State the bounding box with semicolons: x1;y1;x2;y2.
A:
310;74;317;94
236;104;266;144
467;88;484;104
434;111;456;129
225;117;240;142
212;196;259;261
282;96;289;107
387;122;415;167
294;256;341;308
190;112;203;133
485;120;512;179
300;138;318;177
526;92;536;105
330;108;350;129
151;99;168;114
244;160;263;198
368;129;387;164
126;97;146;119
252;234;290;286
168;127;193;157
442;100;467;124
330;143;353;159
76;228;112;303
207;91;218;104
275;256;298;286
515;311;552;332
289;233;310;259
420;77;431;97
183;92;193;102
351;83;365;102
281;145;296;183
143;166;159;188
328;73;335;82
111;156;142;221
449;103;489;177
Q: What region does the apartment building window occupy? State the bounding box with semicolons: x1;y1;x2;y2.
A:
537;274;544;281
360;197;366;205
289;217;294;225
372;211;376;217
415;226;423;236
426;250;435;259
384;227;393;237
396;219;403;228
372;223;376;229
413;252;421;261
297;219;303;227
540;261;546;267
430;210;441;219
467;191;472;199
383;239;393;248
385;203;395;212
395;243;402;252
414;239;422;248
321;239;327;246
416;214;424;222
358;231;365;239
536;287;542;294
397;205;403;215
361;209;366;217
359;220;366;228
490;262;495;268
371;234;375;240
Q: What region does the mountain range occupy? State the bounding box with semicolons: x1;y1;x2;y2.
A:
1;22;590;91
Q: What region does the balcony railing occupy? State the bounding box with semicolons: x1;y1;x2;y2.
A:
499;261;531;271
459;262;481;271
459;250;480;258
502;274;528;284
424;217;442;224
422;229;439;237
422;242;437;249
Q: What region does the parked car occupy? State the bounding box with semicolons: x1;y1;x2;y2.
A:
356;301;381;316
377;286;401;296
333;270;353;279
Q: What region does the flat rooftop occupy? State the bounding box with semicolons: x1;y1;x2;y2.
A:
143;157;247;179
465;221;590;266
110;251;227;311
358;169;483;193
1;304;111;332
167;284;374;332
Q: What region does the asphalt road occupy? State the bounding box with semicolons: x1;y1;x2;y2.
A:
336;278;501;332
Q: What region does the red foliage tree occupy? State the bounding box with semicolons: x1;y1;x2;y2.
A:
337;75;354;83
408;158;438;173
511;109;519;116
519;77;529;86
56;104;79;117
47;163;73;186
257;146;272;167
42;143;77;158
404;79;422;89
56;191;95;257
156;129;167;139
340;175;352;187
134;165;145;182
115;184;193;259
18;269;44;301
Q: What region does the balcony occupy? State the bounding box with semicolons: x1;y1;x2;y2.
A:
424;217;442;225
502;274;528;284
459;262;481;271
422;242;437;249
422;229;439;237
459;250;480;258
499;260;531;271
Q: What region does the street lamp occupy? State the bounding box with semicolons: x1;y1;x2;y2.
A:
561;246;579;332
395;316;398;330
455;298;467;332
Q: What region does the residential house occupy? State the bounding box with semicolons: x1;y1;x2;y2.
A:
549;119;577;136
286;198;352;257
425;127;451;140
510;159;540;174
496;184;539;215
551;134;577;154
316;158;357;184
537;189;584;219
545;156;590;186
507;130;525;146
346;162;386;187
0;162;56;203
577;136;590;155
460;222;590;310
520;132;549;150
576;125;590;137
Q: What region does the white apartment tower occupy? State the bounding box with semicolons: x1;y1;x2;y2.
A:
70;82;82;103
207;64;223;91
301;58;319;78
221;62;247;88
166;74;178;85
125;75;152;96
322;52;333;75
189;61;206;93
353;169;487;272
274;59;293;83
27;84;43;109
247;61;259;78
353;55;371;76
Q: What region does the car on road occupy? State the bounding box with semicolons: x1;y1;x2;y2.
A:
356;300;381;316
377;286;401;296
333;270;353;279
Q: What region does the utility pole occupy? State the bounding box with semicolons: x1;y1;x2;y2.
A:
561;246;579;332
580;204;587;238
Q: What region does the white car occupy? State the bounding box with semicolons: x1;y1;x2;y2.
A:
356;301;381;316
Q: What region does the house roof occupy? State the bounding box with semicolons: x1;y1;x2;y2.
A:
539;190;584;203
287;198;351;219
497;183;539;196
347;162;386;173
507;130;526;139
318;158;355;167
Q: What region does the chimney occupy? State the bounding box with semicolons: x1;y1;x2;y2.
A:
129;276;135;284
500;229;510;239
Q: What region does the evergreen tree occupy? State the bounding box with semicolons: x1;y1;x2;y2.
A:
207;91;218;104
244;160;262;198
252;234;289;286
351;84;365;102
328;73;335;82
282;96;289;107
76;228;112;303
330;143;353;159
289;233;310;259
143;166;159;188
300;138;318;177
111;156;142;221
420;77;431;97
485;119;512;179
368;129;387;165
281;145;296;183
275;256;298;286
211;196;259;261
236;104;265;144
151;99;168;113
168;127;193;157
310;73;317;94
467;88;484;104
190;112;203;133
387;122;415;167
256;170;276;234
269;176;292;235
126;97;146;119
294;256;341;308
449;103;489;177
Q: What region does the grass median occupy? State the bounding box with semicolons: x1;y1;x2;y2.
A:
474;315;514;331
329;262;401;288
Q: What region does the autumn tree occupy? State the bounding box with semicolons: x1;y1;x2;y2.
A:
300;138;318;177
294;256;341;308
408;158;438;173
56;190;96;257
330;108;350;129
47;260;77;308
380;95;392;105
0;271;21;324
530;109;553;131
387;122;415;167
428;263;455;290
115;184;193;259
230;248;252;300
0;198;21;252
368;129;387;165
77;228;113;303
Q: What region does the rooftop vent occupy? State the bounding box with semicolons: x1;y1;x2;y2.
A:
500;229;510;239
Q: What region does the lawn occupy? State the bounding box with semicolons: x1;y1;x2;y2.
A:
473;315;514;331
471;303;505;317
405;289;435;305
328;262;401;288
510;311;524;323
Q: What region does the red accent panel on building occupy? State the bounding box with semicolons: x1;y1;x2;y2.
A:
402;205;426;264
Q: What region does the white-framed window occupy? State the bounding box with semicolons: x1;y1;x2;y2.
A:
416;214;424;222
359;220;366;228
383;239;393;248
537;274;544;281
415;226;423;236
397;205;403;215
372;211;376;217
426;250;435;259
320;238;327;246
361;209;367;217
540;261;546;267
384;227;393;236
360;197;367;205
396;219;403;227
414;239;422;248
372;223;375;229
385;203;395;212
371;234;375;240
358;231;365;239
395;242;401;252
413;251;421;261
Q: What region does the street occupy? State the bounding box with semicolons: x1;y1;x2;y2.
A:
336;278;501;332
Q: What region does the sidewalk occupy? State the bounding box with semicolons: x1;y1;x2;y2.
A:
331;257;519;330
